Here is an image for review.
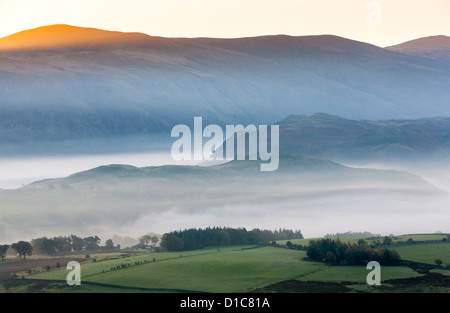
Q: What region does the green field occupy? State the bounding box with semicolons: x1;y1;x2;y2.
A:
28;246;323;292
1;235;447;293
393;234;449;242
391;243;450;266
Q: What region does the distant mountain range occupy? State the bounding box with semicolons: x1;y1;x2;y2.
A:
0;25;449;155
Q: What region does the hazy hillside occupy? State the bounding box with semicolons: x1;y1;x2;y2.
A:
0;154;440;241
0;25;450;155
277;114;450;163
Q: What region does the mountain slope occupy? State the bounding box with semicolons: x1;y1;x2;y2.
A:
386;36;450;62
0;24;157;50
0;26;450;155
277;114;450;162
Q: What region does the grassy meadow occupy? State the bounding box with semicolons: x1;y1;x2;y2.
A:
1;235;448;293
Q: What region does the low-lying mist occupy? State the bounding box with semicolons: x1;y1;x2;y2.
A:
131;192;450;239
341;160;450;194
0;154;448;244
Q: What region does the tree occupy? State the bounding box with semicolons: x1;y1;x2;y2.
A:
139;234;152;245
325;251;337;263
435;259;443;266
151;235;160;245
53;236;72;253
70;235;84;252
382;236;393;246
357;239;367;247
218;230;231;246
0;244;9;261
160;233;184;251
83;236;101;251
11;241;33;260
105;239;114;250
31;237;56;255
381;248;400;262
140;233;160;246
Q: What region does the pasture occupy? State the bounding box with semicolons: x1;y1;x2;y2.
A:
1;234;448;293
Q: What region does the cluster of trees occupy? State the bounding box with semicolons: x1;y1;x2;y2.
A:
31;235;107;255
0;235;117;259
139;233;160;246
324;231;380;238
0;235;119;259
161;227;303;251
0;241;33;260
306;239;401;264
12;241;33;259
284;241;307;250
260;229;303;241
371;236;394;246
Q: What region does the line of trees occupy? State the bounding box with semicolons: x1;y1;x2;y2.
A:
324;231;381;238
306;239;401;264
31;235;105;255
33;235;116;255
161;227;303;251
0;235;117;259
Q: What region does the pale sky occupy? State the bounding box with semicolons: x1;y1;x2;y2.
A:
0;0;449;47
